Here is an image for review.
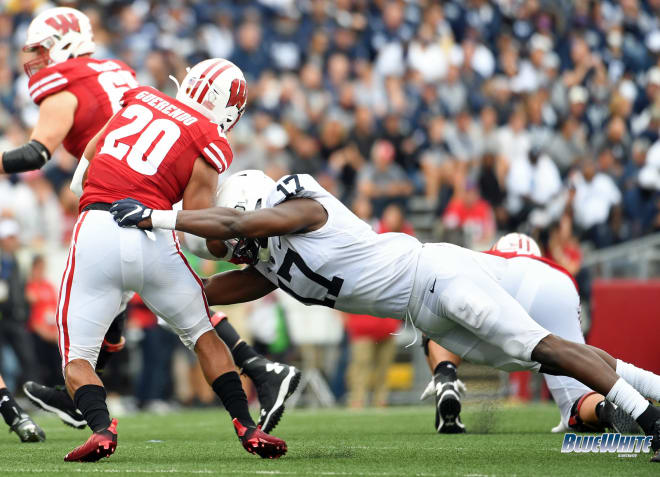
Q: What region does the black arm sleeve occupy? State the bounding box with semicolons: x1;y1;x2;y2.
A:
2;140;51;173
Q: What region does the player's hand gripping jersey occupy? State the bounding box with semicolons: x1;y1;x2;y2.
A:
28;57;138;158
254;174;423;319
80;86;233;212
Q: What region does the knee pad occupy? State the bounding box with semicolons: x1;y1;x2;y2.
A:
568;391;606;432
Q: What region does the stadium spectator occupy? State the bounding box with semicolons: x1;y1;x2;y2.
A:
505;145;562;230
442;182;496;249
25;255;59;386
0;219;36;385
569;159;623;248
358;140;413;216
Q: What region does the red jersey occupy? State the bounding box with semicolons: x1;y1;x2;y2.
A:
80;86;232;211
28;57;138;158
483;249;579;293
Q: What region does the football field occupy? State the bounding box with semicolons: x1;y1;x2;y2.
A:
0;404;655;476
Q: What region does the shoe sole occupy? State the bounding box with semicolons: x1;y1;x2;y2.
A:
260;368;302;433
437;390;465;434
23;385;87;430
65;441;116;462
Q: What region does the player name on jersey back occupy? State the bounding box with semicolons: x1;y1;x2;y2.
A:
133;90;198;126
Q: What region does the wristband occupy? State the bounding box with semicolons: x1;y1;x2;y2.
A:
150;209;178;230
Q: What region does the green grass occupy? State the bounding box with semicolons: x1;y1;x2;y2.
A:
0;403;655;476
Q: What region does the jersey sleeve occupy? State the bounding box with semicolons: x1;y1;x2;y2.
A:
28;65;70;105
196;127;233;174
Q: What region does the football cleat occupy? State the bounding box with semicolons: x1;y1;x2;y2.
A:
64;418;117;462
233;418;287;459
250;360;301;433
435;380;466;434
9;413;45;442
23;381;87;429
598;400;642;434
651;419;660;463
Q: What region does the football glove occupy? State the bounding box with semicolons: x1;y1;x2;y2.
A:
110;198;153;229
227;237;261;265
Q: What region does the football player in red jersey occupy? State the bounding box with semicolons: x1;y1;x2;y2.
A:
12;7;299;435
419;233;640;435
59;59;286;462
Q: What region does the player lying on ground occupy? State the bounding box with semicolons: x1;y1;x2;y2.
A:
419;232;640;435
7;7;298;434
54;61;288;462
112;171;660;463
0;374;44;442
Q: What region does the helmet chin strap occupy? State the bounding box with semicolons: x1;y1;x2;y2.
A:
168;74;182;93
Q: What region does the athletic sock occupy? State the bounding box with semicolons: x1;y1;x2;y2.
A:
215;319;261;366
211;371;255;428
606;378;656;431
616;359;660;401
0;388;23;426
434;361;458;382
214;318;241;349
73;385;111;432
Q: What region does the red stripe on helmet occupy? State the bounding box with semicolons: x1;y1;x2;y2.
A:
195;63;232;105
188;60;222;100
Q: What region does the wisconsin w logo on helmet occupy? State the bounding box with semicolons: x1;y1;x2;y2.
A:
44;13;81;34
175;58;248;132
227;79;247;110
23;7;95;76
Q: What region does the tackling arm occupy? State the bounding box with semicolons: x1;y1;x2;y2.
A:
204;266;277;306
149;198;327;240
1;91;76;174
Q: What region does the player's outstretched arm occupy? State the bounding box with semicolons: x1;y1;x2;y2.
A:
1;92;76;174
112;196;327;240
205;266;277;306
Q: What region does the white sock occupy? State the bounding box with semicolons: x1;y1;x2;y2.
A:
616;359;660;401
606;378;649;419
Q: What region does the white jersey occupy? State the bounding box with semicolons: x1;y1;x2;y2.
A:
254;174;422;319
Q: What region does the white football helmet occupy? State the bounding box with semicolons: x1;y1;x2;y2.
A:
492;232;542;257
175;58;247;131
23;7;95;76
216;170;275;211
216;170;275;262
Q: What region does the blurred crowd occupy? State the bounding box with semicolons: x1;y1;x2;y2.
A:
2;0;660;406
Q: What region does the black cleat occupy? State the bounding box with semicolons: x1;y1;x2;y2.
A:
599;400;642;434
249;360;301;433
435;380;466;434
10;413;45;442
23;381;86;429
651;419;660;463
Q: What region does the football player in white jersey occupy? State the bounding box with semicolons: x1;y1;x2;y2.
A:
419;233;640;435
111;171;660;463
